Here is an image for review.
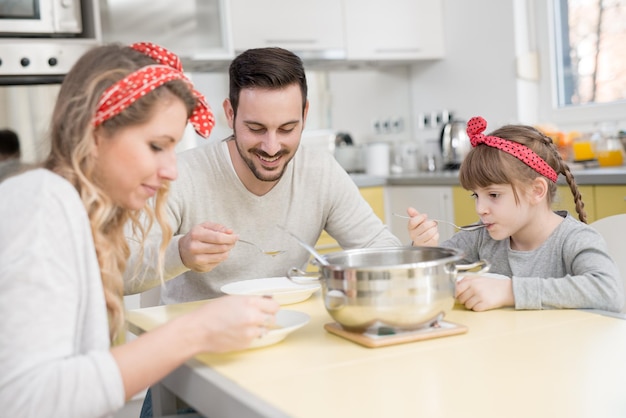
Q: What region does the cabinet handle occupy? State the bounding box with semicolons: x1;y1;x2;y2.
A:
265;39;318;45
373;48;422;53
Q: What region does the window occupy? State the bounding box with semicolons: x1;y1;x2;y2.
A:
554;0;626;107
535;0;626;127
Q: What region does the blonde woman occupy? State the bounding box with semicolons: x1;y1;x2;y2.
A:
0;42;279;418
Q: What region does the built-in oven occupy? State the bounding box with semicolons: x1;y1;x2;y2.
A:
0;0;82;36
0;0;100;84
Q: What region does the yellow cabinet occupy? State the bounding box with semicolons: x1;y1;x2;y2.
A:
315;186;385;254
594;185;626;219
453;185;598;224
452;186;477;227
552;185;596;223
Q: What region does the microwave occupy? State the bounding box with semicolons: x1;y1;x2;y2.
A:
0;0;82;36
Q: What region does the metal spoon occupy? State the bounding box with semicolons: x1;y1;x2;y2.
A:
392;213;487;232
238;239;286;257
276;225;329;266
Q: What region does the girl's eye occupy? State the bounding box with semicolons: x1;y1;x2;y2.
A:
470;193;478;199
279;127;295;133
150;143;163;152
489;193;500;199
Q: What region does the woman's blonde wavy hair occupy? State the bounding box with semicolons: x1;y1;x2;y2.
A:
44;44;198;341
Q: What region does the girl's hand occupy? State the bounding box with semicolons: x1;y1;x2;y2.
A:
406;207;439;246
455;276;514;311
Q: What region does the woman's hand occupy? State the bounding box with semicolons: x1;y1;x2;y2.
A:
406;207;439;246
455;276;514;311
191;295;281;353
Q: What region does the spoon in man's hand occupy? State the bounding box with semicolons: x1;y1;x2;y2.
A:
238;239;286;257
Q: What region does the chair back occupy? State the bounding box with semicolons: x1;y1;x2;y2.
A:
590;214;626;313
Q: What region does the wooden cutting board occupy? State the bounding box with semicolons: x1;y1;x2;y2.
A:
324;320;468;348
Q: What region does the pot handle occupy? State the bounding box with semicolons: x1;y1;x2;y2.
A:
287;267;321;285
456;259;491;275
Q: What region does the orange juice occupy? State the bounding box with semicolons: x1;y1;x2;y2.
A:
597;149;624;167
572;141;595;161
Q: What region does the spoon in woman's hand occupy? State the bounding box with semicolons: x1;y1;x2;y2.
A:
392;213;487;232
238;239;286;257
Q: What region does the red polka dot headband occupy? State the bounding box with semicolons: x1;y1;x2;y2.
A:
467;116;558;183
93;42;215;138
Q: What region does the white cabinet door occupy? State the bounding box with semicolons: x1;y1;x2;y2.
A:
100;0;233;60
230;0;345;58
387;186;455;243
343;0;444;60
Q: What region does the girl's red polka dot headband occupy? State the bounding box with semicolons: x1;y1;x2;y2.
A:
93;42;215;138
467;116;558;183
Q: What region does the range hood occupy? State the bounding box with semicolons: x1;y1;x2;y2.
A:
100;0;234;72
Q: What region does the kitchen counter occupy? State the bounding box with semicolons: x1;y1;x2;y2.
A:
351;165;626;187
127;296;626;418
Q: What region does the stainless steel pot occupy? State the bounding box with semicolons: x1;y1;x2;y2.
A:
287;246;489;332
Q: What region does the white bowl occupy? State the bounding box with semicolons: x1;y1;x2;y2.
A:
220;277;321;305
249;310;310;349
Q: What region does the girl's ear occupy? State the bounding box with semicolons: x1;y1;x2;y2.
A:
529;177;549;205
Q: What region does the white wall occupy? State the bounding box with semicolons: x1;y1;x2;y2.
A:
326;67;413;146
409;0;519;150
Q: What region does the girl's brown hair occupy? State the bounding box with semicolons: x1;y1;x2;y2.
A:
44;43;198;341
458;123;587;223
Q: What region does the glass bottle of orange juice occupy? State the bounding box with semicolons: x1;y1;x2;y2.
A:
572;133;596;162
596;138;624;167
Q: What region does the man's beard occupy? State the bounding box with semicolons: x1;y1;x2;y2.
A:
233;134;294;182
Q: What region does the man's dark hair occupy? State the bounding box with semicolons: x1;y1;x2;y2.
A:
228;47;308;117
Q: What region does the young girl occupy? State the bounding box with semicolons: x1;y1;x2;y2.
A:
407;116;624;313
0;42;279;418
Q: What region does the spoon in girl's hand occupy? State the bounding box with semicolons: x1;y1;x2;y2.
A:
392;213;487;232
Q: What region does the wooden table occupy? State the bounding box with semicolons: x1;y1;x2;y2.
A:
126;294;626;418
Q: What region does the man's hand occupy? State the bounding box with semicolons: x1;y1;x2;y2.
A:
178;222;237;272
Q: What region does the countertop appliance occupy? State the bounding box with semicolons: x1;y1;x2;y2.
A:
0;0;82;35
0;0;100;84
440;119;470;170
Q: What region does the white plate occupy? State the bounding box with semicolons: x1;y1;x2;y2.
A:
249;310;310;349
220;277;321;305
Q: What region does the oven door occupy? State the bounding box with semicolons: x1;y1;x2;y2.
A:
0;0;82;35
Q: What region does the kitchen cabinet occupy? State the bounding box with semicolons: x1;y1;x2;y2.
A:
100;0;233;66
230;0;346;58
454;185;599;224
594;185;626;219
314;186;386;255
229;0;444;62
452;186;478;228
553;185;596;222
343;0;445;61
388;185;455;242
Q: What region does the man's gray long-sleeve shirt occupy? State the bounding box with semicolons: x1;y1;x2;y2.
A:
125;139;401;303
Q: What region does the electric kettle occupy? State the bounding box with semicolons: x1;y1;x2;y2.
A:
440;120;470;170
